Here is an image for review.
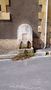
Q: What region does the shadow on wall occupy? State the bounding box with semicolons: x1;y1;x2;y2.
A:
19;32;44;50
32;31;44;49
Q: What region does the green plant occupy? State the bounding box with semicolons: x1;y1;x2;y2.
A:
12;49;34;61
24;49;34;57
24;50;28;56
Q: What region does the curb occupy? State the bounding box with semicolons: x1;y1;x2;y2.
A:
30;55;51;59
0;55;51;62
0;53;51;61
0;54;17;59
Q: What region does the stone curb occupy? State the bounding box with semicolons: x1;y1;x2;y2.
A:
0;54;17;59
0;54;51;61
0;50;51;60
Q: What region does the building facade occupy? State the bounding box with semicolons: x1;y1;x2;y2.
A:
0;0;51;50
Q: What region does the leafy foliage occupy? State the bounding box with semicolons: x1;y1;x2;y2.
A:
12;49;34;61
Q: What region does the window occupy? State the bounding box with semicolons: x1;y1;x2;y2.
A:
0;5;1;11
0;0;10;20
38;4;42;12
38;18;42;26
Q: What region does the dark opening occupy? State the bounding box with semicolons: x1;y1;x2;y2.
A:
0;5;1;11
27;41;31;48
38;18;42;26
38;4;42;12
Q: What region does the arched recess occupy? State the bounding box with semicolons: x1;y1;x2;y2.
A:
17;24;32;48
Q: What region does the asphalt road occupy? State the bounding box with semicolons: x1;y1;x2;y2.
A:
0;56;51;90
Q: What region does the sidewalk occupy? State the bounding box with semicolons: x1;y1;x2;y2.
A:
0;48;51;59
0;50;18;59
0;54;17;59
35;48;51;56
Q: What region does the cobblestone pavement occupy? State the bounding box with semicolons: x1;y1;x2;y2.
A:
0;56;51;90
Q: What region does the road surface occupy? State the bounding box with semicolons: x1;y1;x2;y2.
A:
0;56;51;90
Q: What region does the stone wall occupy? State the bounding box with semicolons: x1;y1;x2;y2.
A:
0;0;38;50
0;39;18;51
47;0;51;47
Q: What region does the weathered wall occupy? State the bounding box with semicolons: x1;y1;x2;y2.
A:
48;0;51;21
0;0;38;50
47;0;51;47
0;0;38;39
38;0;51;48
